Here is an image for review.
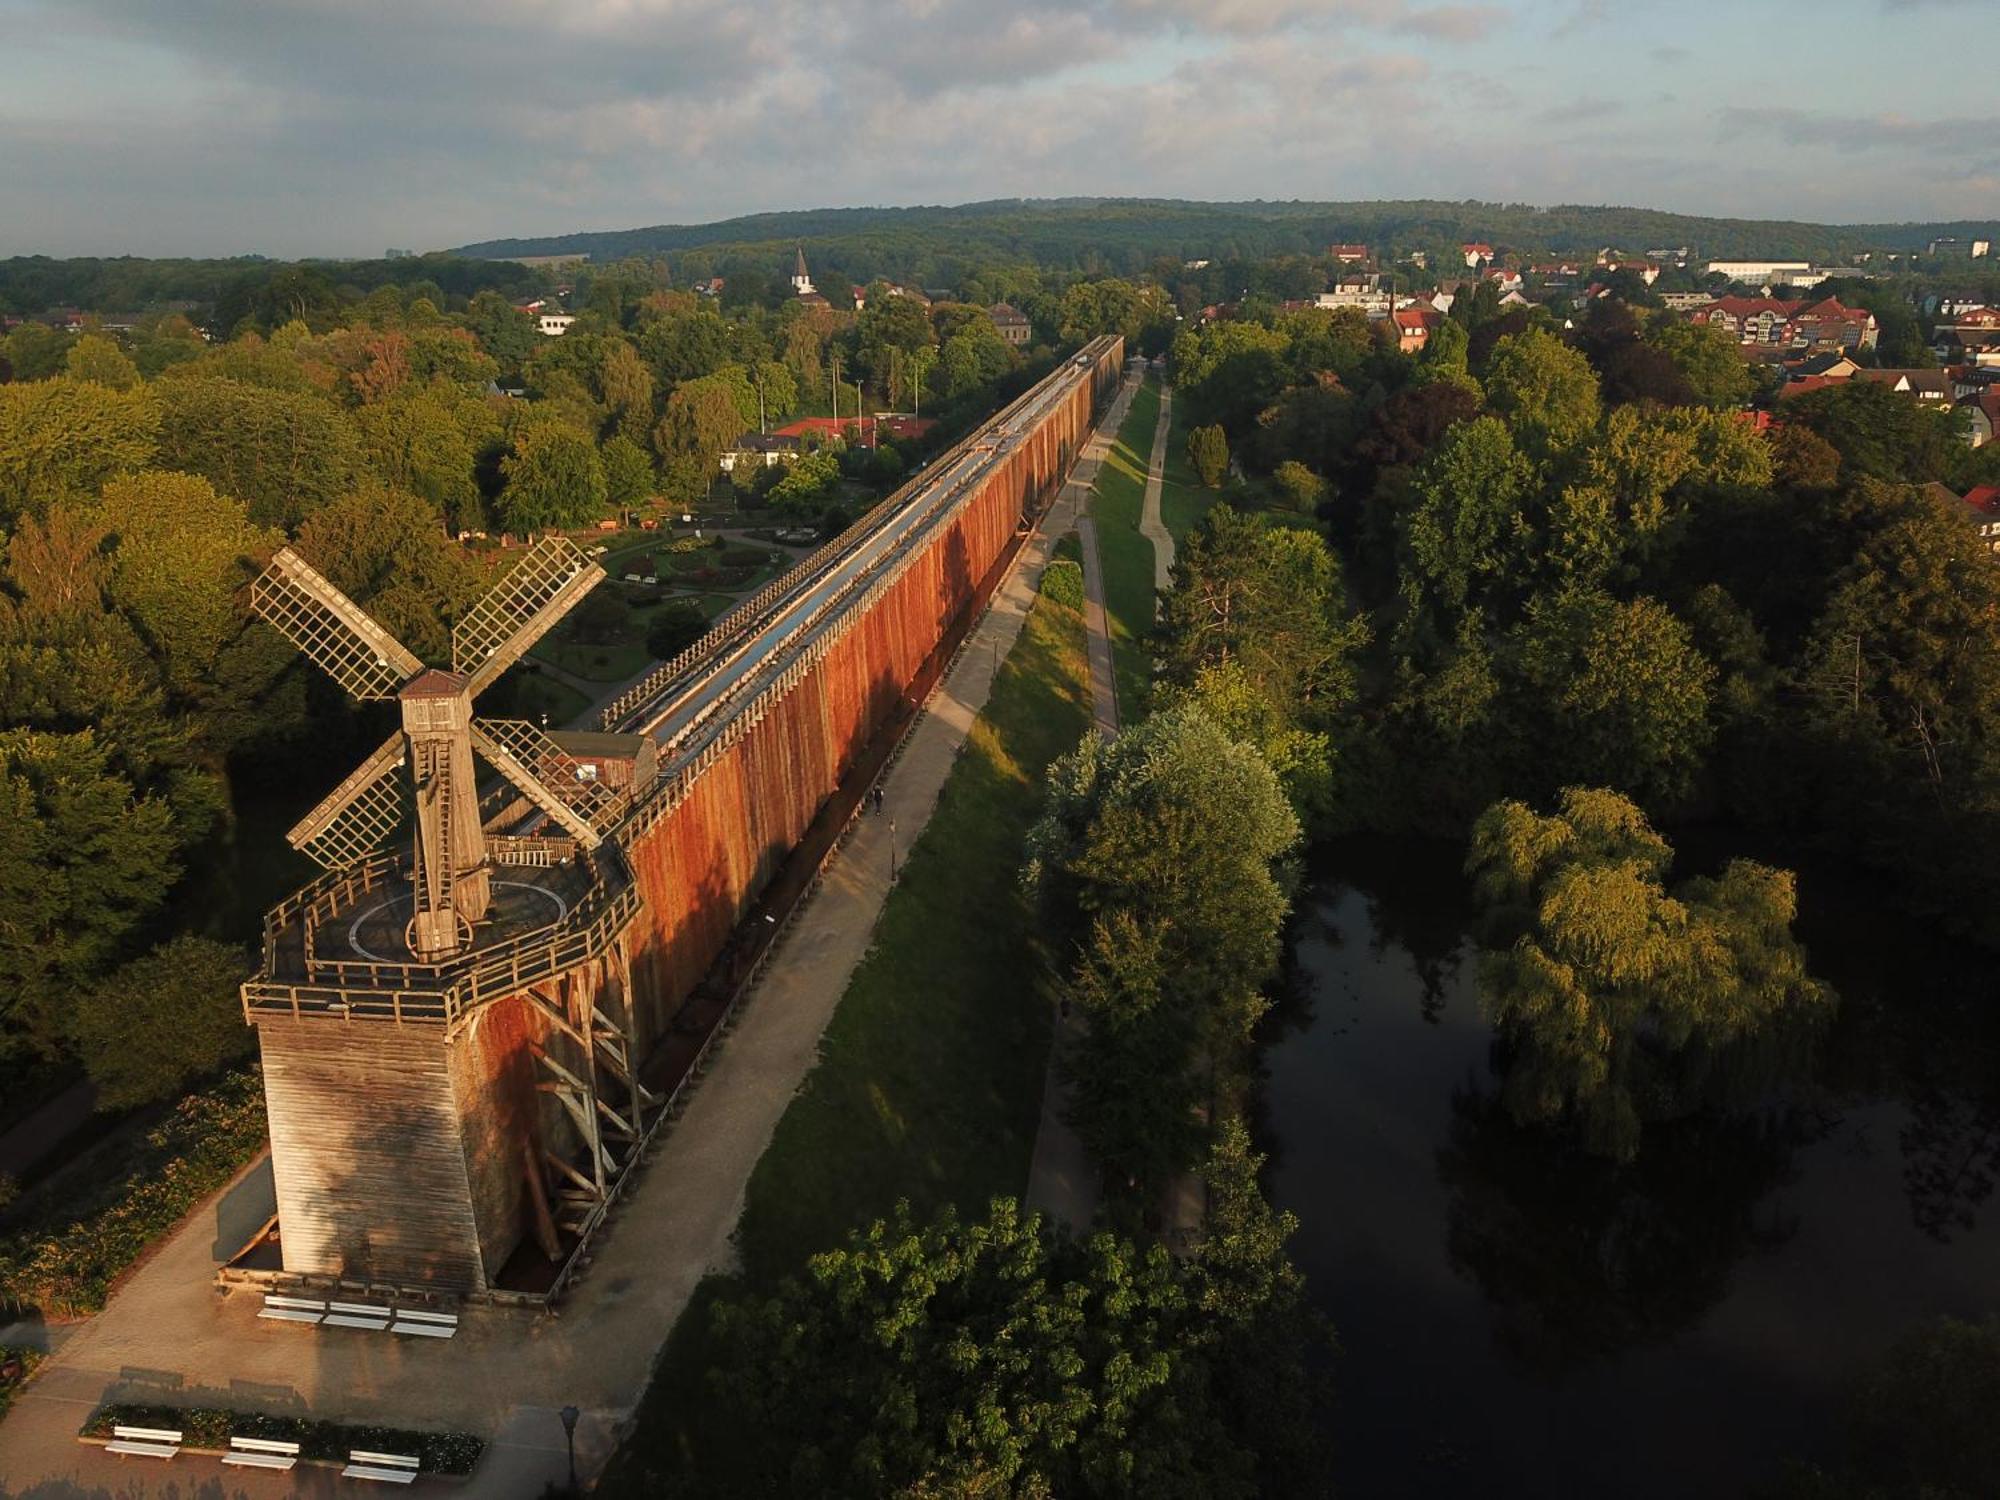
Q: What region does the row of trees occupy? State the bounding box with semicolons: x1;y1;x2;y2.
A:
1166;286;2000;946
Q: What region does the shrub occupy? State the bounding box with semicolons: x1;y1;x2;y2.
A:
0;1069;267;1318
1;1346;43;1420
81;1403;485;1474
720;546;769;568
1040;558;1085;610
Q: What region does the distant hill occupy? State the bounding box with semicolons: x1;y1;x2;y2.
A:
453;198;2000;281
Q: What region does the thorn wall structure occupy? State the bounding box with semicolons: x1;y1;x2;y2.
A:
239;337;1126;1299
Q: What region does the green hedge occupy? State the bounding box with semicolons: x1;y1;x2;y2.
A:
1040;558;1085;610
82;1402;485;1475
0;1068;267;1318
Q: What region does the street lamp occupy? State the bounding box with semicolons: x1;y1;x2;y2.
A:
559;1404;580;1492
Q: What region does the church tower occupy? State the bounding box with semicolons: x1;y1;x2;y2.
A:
791;246;814;297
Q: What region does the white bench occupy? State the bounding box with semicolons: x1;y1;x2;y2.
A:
104;1424;182;1459
258;1293;327;1325
223;1435;300;1470
389;1307;459;1340
342;1449;419;1483
323;1299;394;1332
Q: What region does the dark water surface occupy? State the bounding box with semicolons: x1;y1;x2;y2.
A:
1264;837;2000;1499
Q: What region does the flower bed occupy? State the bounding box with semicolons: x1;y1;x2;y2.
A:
0;1069;267;1319
81;1402;485;1475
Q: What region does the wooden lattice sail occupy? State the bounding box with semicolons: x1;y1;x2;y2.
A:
250;535;618;959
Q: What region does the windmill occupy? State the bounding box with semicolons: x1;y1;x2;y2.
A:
251;536;623;961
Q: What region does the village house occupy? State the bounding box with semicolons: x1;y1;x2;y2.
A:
1392;304;1439;354
1691;295;1877;351
1461;242;1495;269
1960;485;2000;552
1328;244;1370;264
536;313;576;336
989;302;1032;347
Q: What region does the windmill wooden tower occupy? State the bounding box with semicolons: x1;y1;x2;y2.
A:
251;536;617;959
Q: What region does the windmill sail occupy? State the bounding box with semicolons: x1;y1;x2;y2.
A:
455;537;605;695
287;731;409;868
250;548;423;701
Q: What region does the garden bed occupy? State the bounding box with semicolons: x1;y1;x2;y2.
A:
80;1402;484;1476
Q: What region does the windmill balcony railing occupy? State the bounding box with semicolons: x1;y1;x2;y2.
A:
246;847;641;1029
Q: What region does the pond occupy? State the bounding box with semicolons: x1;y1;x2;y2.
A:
1264;836;2000;1499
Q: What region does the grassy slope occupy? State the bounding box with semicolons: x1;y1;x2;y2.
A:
1090;377;1164;719
603;584;1090;1491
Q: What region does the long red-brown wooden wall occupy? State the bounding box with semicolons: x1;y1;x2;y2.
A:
619;340;1122;1047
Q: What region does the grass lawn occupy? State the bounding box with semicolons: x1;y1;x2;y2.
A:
506;669;593;727
599;583;1091;1494
530;637;655;683
1090;376;1165;719
1159;382;1218;544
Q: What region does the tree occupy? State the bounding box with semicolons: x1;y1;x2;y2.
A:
0;729;180;1059
0;378;159;523
645;599;709;660
1399;415;1536;622
654;372;749;476
295;484;483;661
1783;380;1964;484
1187;424;1229;488
354;387;486;532
1;323;73;382
498;422;608;535
93;470;274;697
1466;787;1832;1160
1268;461;1325;514
704;1196;1292;1499
1644;319;1753;410
1773;1317;2000;1500
767;452;842;515
63;334;141;391
1506;589;1715;809
68;936;251;1108
153;373;362;527
602;434;654;512
1157;507;1367;827
1483;328;1602;464
1027;707;1298;1192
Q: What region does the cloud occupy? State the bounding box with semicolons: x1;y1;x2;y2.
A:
0;0;1988;256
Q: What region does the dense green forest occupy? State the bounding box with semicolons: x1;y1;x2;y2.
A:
455;197;2000;283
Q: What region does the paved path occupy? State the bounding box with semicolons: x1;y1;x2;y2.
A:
1139;381;1176;598
0;413;1116;1500
1021;365;1150;1235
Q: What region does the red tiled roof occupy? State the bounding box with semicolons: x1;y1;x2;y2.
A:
1964;485;2000;514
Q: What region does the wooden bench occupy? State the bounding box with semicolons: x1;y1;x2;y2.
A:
222;1435;300;1470
323;1299;393;1332
389;1307;459;1340
342;1449;420;1483
104;1424;182;1459
258;1293;328;1325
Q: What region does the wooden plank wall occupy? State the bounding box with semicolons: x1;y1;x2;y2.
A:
621;339;1123;1042
261;1017;488;1290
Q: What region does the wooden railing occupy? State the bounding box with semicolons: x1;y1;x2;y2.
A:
244;850;641;1029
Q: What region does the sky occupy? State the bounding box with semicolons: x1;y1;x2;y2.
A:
0;0;1993;259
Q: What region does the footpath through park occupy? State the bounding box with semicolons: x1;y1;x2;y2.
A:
0;391;1131;1500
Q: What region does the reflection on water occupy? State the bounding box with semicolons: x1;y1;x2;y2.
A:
1263;836;2000;1499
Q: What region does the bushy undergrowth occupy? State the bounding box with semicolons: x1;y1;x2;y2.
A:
0;1068;267;1318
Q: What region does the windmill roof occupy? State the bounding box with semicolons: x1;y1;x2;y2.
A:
401;667;468;698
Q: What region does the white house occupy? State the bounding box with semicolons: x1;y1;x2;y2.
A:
1704;259;1813;285
537;314;577;337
